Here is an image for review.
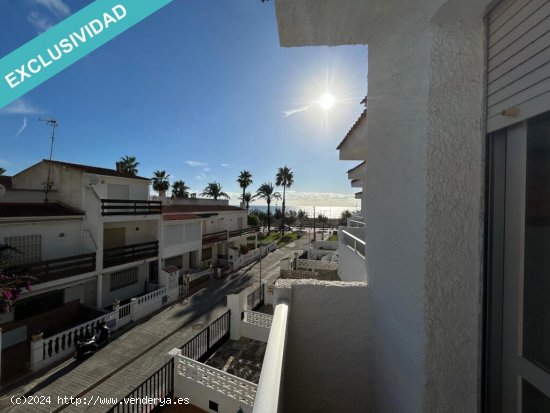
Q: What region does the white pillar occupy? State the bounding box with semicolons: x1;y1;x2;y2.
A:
227;292;244;340
96;274;103;309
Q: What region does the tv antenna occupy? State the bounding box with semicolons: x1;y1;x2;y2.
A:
39;117;58;202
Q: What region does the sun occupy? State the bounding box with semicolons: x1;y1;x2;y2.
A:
319;92;336;111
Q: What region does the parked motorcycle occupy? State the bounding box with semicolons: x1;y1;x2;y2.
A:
74;323;111;361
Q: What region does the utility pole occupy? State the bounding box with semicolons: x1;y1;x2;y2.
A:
39;118;58;202
313;205;316;242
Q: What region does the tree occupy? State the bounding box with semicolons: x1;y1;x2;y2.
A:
0;244;35;313
247;212;260;228
237;170;253;205
201;182;230;200
172;180;190;199
152;170;170;196
339;210;352;226
240;192;256;210
249;209;268;231
0;167;5;175
318;214;329;236
275;166;294;235
256;183;281;234
119;155;139;175
297;209;308;232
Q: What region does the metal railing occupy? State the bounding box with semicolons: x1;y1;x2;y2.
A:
202;230;228;245
101;199;162;216
107;358;174;413
6;252;96;284
180;310;230;363
228;227;258;238
341;229;366;258
103;241;158;268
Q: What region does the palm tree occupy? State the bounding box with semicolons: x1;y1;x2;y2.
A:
237;170;253;205
275;166;294;235
152;170;170;196
200;182;230;200
119;155;139;175
256;182;281;234
0;167;5;175
240;192;256;210
172;180;190;199
297;209;308;232
318;214;329;237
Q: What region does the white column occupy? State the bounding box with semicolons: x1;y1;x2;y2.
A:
96;274;103;309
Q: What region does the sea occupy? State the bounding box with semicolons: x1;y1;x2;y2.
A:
246;205;360;220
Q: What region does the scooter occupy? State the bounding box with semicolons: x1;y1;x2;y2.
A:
74;323;111;361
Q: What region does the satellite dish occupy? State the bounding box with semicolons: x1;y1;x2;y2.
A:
0;184;5;197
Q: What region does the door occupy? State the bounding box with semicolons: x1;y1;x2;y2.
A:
488;111;550;412
104;227;125;249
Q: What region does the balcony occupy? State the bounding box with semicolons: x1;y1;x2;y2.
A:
103;241;158;268
100;199;162;216
5;252;96;285
228;227;258;239
202;230;228;246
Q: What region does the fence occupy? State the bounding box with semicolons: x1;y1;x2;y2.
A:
117;303;132;328
231;242;277;270
341;229;366;258
180;310;230;363
247;284;265;311
176;355;257;409
133;287;167;321
30;311;115;372
107;359;174;413
243;310;273;329
296;258;338;271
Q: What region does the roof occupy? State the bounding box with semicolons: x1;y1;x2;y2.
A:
163;205;246;214
163;213;201;221
336;109;367;150
41;160;150;181
347;161;366;173
0;202;84;218
0;176;13;190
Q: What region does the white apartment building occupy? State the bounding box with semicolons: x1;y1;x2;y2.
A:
254;0;550;412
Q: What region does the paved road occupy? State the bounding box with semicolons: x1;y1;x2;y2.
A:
0;237;309;413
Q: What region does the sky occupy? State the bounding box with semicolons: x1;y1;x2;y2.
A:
0;0;368;207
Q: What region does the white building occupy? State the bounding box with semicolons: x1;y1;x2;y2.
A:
251;0;550;412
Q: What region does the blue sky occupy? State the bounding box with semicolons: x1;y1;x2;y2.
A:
0;0;367;206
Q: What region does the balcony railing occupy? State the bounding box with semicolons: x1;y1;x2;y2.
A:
103;241;159;268
228;227;258;238
202;230;228;245
101;199;162;216
341;229;366;258
6;253;96;285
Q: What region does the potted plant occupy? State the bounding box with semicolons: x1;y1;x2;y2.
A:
31;330;43;341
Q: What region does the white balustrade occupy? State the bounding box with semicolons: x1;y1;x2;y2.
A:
340;229;366;258
30;311;116;371
176;355;257;407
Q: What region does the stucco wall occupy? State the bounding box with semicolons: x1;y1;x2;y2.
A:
337;240;366;282
280;280;368;413
363;4;487;411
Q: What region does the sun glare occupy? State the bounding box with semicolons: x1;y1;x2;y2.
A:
319;92;336;111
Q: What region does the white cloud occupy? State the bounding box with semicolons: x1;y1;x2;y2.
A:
283;106;310;117
32;0;71;18
27;11;52;32
185;160;207;167
203;167;211;172
1;99;43;115
195;173;207;181
221;163;230;167
16;117;28;137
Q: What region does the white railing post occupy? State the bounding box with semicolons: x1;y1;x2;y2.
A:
130;297;138;321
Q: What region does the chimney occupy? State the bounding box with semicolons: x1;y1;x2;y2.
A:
116;161;124;173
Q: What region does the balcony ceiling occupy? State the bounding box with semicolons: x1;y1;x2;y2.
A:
338;112;367;161
348;162;366;181
351;179;363;188
275;0;495;47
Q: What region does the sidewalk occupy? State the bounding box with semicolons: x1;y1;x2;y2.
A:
0;237;308;412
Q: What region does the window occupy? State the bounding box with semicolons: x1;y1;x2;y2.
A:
110;267;138;291
208;400;219;412
3;235;41;265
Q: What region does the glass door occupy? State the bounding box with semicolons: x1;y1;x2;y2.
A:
491;111;550;412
